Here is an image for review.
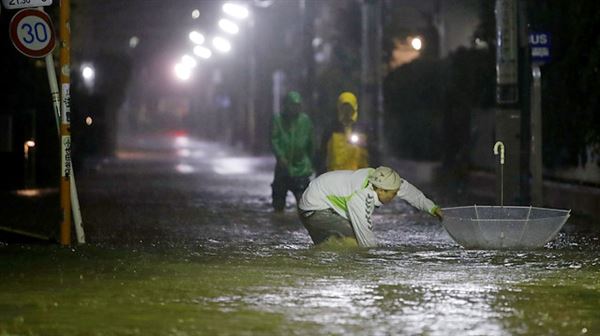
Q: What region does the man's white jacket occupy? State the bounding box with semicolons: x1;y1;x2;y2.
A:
299;168;438;247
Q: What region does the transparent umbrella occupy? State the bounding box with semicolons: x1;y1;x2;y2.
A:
441;205;570;249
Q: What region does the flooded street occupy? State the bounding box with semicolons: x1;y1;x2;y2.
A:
1;135;599;336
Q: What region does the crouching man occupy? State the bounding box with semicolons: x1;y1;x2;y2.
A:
298;166;443;247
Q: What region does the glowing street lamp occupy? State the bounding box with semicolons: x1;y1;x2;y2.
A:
174;62;192;81
218;18;239;35
193;45;212;59
81;64;95;91
181;54;197;68
191;9;200;19
212;36;231;53
222;3;249;19
189;31;205;44
81;65;95;81
129;36;139;48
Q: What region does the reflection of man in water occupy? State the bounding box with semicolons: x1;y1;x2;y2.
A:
270;91;315;212
298;166;443;247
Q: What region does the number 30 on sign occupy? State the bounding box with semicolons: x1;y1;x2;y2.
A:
9;8;56;58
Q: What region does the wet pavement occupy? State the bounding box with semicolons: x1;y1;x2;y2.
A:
1;134;599;335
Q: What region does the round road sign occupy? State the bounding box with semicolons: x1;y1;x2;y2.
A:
9;8;56;58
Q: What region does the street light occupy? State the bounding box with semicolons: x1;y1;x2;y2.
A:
181;54;197;68
191;9;200;19
81;63;95;91
129;36;139;49
193;45;212;59
81;65;95;81
189;31;205;44
222;3;249;19
174;62;192;81
212;36;232;53
24;139;36;188
218;18;240;35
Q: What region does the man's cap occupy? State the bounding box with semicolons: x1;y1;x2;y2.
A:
285;91;302;105
337;91;358;122
368;166;402;190
337;91;357;112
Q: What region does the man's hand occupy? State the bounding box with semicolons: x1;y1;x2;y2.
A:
431;206;443;221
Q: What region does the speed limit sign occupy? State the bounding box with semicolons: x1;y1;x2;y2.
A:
9;8;56;58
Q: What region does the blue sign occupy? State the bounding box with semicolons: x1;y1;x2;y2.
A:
529;31;551;64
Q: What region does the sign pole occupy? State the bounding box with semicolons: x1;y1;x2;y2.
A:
59;0;72;246
44;53;60;134
530;65;543;205
528;31;550;206
43;18;85;244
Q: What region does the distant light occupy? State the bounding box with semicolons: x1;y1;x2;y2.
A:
222;3;249;19
213;158;252;175
218;18;239;35
212;37;231;53
349;134;359;144
189;31;205;44
129;36;139;48
474;38;488;50
174;135;189;148
175;163;195;174
411;37;423;51
177;149;191;157
24;140;35;160
14;189;43;197
181;54;197;68
253;0;274;8
191;9;200;19
81;65;95;81
312;37;323;48
174;63;192;81
85;116;93;125
193;46;212;59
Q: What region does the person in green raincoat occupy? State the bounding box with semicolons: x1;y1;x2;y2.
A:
270;91;315;212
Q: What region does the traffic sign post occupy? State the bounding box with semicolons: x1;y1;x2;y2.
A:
2;0;52;10
9;8;56;58
8;5;85;244
528;31;551;206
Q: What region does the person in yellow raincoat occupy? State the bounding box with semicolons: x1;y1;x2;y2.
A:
318;92;370;173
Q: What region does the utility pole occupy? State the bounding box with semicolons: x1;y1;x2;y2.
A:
494;0;521;205
247;14;256;153
59;0;72;246
360;0;383;163
300;0;316;120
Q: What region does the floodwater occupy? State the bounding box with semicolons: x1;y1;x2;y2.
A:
1;135;599;336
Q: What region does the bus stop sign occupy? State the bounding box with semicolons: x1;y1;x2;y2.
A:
529;31;551;65
9;8;56;58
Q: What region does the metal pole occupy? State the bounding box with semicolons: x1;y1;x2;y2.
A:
45;54;61;135
248;15;256;152
375;0;384;156
59;0;72;246
530;64;543;205
43;26;85;244
494;0;521;205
